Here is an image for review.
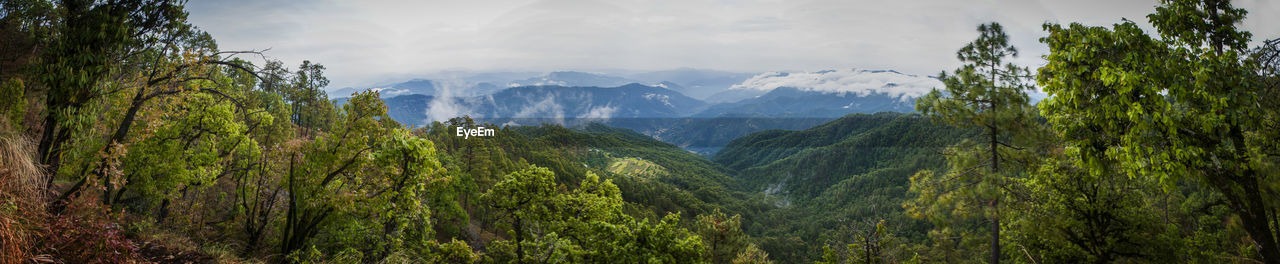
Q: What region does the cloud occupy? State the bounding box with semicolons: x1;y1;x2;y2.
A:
514;95;565;121
185;0;1280;89
578;105;617;120
730;69;943;100
424;78;472;124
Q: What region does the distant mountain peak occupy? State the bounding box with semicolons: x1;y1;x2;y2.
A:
509;71;639;88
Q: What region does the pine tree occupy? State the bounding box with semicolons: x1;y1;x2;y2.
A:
905;22;1038;264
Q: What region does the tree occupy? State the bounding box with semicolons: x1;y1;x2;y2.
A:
1038;0;1280;262
482;166;709;263
17;0;271;212
279;90;446;261
113;89;264;216
31;0;188;192
1008;145;1178;263
905;22;1038;264
695;209;750;263
817;219;900;264
481;166;558;262
285;60;334;134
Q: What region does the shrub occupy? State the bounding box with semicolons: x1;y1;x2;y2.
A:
38;199;140;264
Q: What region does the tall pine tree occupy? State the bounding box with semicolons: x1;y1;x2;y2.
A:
905;22;1038;264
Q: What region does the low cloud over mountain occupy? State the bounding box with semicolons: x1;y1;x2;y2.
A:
730;69;942;100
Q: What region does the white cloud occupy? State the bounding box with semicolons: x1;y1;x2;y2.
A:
578;105;617;120
514;96;565;120
730;69;943;100
185;0;1280;89
424;79;472;124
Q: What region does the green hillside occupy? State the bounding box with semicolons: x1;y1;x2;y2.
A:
416;117;777;261
711;113;972;262
422;119;769;220
718;113;971;203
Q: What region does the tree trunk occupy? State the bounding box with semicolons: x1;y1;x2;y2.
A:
38;115;70;195
988;115;1001;264
1229;125;1280;264
514;214;525;261
37;113;58;189
991;202;1001;264
1239;174;1280;264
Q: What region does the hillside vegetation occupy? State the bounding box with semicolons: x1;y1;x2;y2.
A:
2;0;1279;264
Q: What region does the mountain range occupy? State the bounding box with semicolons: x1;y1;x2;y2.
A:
381;83;707;125
328;69;756;101
350;69;943;154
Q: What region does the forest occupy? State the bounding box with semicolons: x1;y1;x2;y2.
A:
1;0;1279;263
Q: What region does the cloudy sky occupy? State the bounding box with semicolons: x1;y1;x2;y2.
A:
186;0;1280;89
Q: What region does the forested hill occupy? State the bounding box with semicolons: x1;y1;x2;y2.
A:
423;114;972;263
709;112;972;262
419;118;769;220
415;117;781;262
716;113;970;201
714;112;909;171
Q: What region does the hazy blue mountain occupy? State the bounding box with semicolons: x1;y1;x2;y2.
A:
703;88;769;104
449;71;543;84
508;71;640;88
692;69;942;117
380;83;707;127
375;83;835;157
378;79;436;97
365;69;941;156
332;68;762;101
693;87;916;118
469;82;504;95
327;71;543;98
328;79;437;98
622;68;757;100
337;71;644;99
479;83;706;119
354;68;940;157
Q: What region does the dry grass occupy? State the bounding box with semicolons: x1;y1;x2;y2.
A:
0;128;41;208
0;130;44;264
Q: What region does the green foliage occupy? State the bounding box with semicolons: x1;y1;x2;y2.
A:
31;0;192;181
481;167;708;263
1007;150;1178;263
420;117;771;230
728;113;967;203
118;92;261;209
280;91;449;261
714;112;902;172
1038;0;1280;261
712;113;968;263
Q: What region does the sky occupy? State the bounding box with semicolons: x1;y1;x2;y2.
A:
186;0;1280;89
